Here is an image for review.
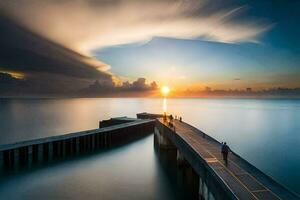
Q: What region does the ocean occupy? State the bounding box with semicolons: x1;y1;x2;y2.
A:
0;98;299;197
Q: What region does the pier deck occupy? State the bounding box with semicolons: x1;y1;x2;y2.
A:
158;118;299;200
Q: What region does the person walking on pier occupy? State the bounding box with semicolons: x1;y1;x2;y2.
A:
169;114;173;121
221;142;230;166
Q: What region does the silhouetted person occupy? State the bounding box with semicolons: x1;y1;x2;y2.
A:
179;117;182;122
221;142;230;166
169;114;173;121
163;112;167;122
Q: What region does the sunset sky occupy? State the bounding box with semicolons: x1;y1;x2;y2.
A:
0;0;299;96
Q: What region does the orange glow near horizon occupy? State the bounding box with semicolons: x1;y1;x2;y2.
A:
161;86;170;97
0;70;25;79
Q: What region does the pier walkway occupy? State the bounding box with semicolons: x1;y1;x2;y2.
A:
157;118;299;200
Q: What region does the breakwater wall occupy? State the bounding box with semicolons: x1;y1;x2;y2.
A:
0;118;154;170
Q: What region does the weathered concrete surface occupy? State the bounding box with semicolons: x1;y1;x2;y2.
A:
155;117;299;200
138;111;299;200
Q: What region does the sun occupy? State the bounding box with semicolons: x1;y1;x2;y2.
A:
161;86;170;96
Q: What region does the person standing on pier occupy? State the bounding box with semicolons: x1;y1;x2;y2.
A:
163;112;167;122
221;142;230;166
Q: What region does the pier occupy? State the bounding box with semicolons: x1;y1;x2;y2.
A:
138;112;299;200
0;112;298;200
0;117;154;170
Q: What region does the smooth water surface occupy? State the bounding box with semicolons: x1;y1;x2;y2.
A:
0;134;197;200
0;98;299;195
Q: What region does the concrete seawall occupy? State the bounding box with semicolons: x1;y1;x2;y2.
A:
138;112;299;200
0;118;154;170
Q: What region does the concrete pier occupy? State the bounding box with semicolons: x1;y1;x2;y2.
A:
139;113;299;200
0;118;154;170
1;112;298;200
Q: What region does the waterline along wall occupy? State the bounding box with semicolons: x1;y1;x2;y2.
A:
0;113;298;200
0;118;154;170
154;119;233;200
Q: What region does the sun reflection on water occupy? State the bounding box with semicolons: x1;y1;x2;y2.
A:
163;98;167;113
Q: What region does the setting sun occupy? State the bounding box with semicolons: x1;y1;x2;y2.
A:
161;86;170;96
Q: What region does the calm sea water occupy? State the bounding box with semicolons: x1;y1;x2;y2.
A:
0;98;299;196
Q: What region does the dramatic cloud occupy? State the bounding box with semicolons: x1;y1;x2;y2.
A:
0;0;273;96
0;14;110;79
0;13;115;96
0;0;271;55
82;78;158;96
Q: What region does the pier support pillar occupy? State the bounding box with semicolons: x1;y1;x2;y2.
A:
32;144;38;163
0;151;3;170
76;137;80;154
199;177;215;200
69;138;74;155
53;141;58;158
79;137;84;153
84;136;88;152
199;177;211;200
72;138;76;154
208;191;215;200
95;133;100;149
92;134;96;151
28;146;33;167
104;133;111;148
62;140;66;158
199;177;203;199
19;146;29;166
3;149;14;169
177;149;188;167
104;134;107;148
155;127;176;149
65;139;71;156
38;144;43;162
43;143;49;161
14;149;19;168
49;142;53;160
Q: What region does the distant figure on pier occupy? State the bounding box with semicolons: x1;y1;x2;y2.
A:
169;114;173;121
163;112;167;122
179;117;182;122
221;142;230;166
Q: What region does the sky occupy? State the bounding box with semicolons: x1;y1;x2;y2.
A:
0;0;299;97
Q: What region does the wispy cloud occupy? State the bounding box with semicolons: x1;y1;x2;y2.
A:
0;0;271;55
0;0;274;96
